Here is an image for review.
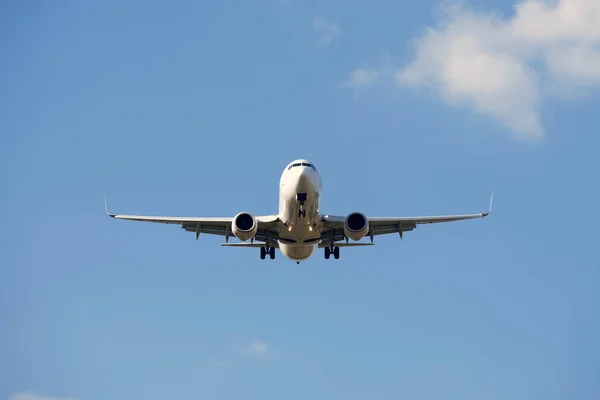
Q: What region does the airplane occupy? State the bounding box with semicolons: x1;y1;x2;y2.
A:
105;159;493;264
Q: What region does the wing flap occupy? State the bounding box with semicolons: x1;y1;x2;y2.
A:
368;213;488;225
113;214;232;224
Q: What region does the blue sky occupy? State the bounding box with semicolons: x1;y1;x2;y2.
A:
1;0;599;399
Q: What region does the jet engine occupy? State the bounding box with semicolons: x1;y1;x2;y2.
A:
231;212;258;241
344;212;369;241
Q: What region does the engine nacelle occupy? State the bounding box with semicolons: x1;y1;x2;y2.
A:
231;212;258;241
344;212;369;241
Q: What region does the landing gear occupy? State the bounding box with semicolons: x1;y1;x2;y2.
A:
296;192;307;204
324;246;340;260
297;192;307;218
260;244;276;260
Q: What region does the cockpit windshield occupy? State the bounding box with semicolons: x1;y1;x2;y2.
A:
288;162;317;171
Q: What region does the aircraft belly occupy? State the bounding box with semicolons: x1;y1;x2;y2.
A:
279;243;316;261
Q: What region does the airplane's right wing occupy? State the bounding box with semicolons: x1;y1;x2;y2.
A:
104;195;280;243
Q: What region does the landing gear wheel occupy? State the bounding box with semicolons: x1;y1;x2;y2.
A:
324;247;330;259
333;246;340;259
269;246;275;259
260;247;266;259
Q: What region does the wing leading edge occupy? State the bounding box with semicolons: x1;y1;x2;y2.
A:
320;192;493;244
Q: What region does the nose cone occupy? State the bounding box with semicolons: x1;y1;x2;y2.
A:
297;168;312;190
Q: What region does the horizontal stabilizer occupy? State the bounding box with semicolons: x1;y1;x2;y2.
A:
318;242;374;248
221;242;375;248
221;242;272;248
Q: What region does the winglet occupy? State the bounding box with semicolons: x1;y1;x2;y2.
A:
483;191;493;217
104;193;116;218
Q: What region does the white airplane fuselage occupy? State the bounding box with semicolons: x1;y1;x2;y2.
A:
276;159;323;261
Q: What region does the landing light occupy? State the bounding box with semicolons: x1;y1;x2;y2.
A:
309;226;313;231
288;226;292;231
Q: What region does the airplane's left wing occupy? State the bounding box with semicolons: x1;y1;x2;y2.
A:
104;195;279;243
320;193;493;245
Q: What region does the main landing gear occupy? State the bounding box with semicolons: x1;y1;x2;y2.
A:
260;245;275;260
324;246;340;260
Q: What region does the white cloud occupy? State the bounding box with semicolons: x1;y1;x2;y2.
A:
216;338;272;364
8;393;75;400
313;15;342;48
245;339;269;356
355;0;600;140
343;67;385;99
345;68;381;88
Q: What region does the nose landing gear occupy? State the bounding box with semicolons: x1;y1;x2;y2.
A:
297;193;307;218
